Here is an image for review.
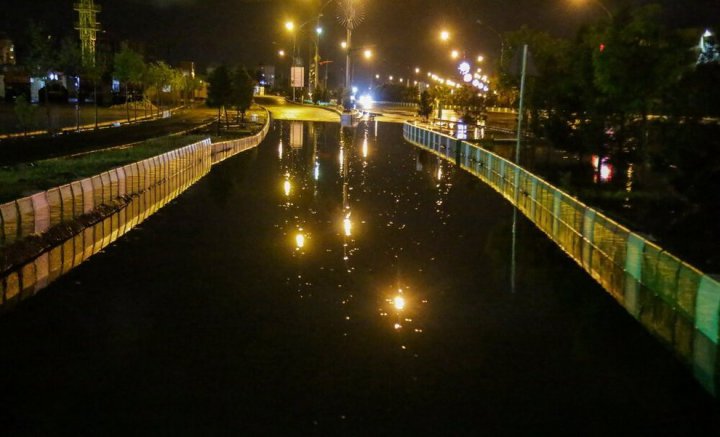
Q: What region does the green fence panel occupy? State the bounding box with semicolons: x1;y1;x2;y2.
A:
696;275;720;343
582;209;596;272
676;265;701;319
626;233;645;282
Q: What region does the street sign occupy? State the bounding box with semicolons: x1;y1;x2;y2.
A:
291;66;305;88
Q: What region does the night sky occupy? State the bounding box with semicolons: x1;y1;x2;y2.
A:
1;0;718;83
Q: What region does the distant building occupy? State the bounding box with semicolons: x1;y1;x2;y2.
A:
257;64;276;88
698;29;719;65
0;34;16;99
0;36;16;66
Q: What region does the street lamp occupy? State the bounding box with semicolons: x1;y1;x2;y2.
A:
440;30;450;42
451;49;460;59
363;49;372;59
571;0;613;19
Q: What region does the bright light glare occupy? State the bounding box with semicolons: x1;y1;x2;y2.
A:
316;27;323;35
440;30;450;41
285;21;295;31
363;49;372;59
477;55;484;62
343;216;352;236
341;41;348;49
415;67;420;74
358;94;373;109
394;296;406;311
283;180;291;196
295;233;305;248
451;50;459;59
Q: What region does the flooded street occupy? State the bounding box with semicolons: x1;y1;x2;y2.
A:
0;120;717;433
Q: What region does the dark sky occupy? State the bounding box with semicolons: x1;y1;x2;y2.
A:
1;0;718;84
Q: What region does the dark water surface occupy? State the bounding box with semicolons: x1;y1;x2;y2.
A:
0;121;718;434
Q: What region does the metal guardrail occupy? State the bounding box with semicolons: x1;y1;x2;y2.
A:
404;121;720;396
0;106;182;141
0;110;271;309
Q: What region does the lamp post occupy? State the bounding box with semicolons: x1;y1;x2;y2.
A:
338;0;365;91
312;0;336;94
285;21;298;100
476;20;505;70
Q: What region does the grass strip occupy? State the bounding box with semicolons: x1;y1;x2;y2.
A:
0;134;209;204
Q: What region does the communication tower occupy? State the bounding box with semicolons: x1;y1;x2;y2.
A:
74;0;101;66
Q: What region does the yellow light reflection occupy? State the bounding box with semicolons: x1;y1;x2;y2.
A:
362;138;368;158
394;296;406;311
343;215;352;237
284;179;291;197
295;233;305;249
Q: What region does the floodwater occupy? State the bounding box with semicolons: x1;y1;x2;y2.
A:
0;120;718;434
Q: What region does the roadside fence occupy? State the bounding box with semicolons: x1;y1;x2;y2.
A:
1;110;270;308
404;121;720;396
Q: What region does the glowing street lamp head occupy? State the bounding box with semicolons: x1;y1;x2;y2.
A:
285;21;295;31
415;67;420;74
278;49;285;57
451;49;460;59
316;27;323;35
477;55;484;63
341;41;348;49
363;49;373;59
440;30;450;41
393;295;406;311
375;73;380;79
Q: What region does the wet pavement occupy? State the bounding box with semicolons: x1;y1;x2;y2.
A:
0;120;718;434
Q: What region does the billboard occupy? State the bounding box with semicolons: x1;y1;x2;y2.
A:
291;66;305;88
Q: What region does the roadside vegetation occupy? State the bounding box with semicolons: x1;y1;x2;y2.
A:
0;135;207;204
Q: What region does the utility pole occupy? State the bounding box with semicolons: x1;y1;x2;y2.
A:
345;27;352;89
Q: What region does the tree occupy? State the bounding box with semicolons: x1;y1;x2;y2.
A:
453;85;486;124
146;61;173;117
14;95;37;135
24;21;56;133
57;36;83;129
114;43;146;122
231;67;255;123
592;5;694;144
181;73;201;106
207;64;232;133
417;90;433;121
